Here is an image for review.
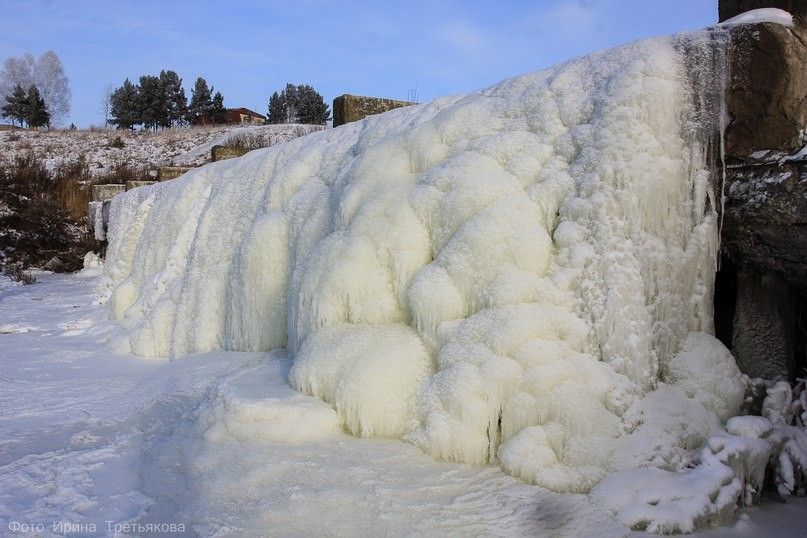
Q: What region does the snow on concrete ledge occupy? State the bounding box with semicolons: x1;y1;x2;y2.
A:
719;8;794;27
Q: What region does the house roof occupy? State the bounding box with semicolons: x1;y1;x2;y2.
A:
228;107;266;119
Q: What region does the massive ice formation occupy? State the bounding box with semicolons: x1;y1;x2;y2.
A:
103;31;746;493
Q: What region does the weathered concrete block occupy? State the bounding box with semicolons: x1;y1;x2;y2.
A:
332;94;415;127
211;145;250;162
158;166;195;180
125;180;157;190
91;184;125;202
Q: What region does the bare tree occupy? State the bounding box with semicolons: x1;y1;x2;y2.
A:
0;54;35;99
36;51;70;125
0;51;71;126
100;83;115;128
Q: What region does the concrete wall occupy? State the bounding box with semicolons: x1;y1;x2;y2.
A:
92;184;125;202
211;145;250;162
332;94;416;127
125;181;156;190
158;166;195;180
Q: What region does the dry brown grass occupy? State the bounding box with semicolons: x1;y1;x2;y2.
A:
52;156;95;221
0;152;98;271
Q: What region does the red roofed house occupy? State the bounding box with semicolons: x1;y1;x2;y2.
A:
226;108;266;125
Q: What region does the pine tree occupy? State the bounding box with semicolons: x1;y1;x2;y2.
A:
267;91;285;124
137;75;162;131
211;91;226;124
110;79;140;130
26;84;50;128
159;70;186;128
266;83;329;125
1;83;28;127
283;83;299;123
296;84;329;125
187;77;213;125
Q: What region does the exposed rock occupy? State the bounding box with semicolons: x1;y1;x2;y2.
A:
722;161;807;291
724;21;807;156
332;94;415;127
732;268;795;378
716;4;807;380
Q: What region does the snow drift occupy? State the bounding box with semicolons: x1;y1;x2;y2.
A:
104;29;747;498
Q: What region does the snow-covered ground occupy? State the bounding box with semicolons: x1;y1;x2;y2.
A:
0;271;804;536
0;124;323;177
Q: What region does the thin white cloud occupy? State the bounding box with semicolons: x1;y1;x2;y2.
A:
548;0;598;35
437;20;490;52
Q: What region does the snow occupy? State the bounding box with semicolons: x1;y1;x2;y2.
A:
1;272;805;535
727;416;774;438
0;271;630;536
591;432;772;533
664;332;746;421
719;8;794;27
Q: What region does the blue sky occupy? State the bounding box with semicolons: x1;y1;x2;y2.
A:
1;1;716;127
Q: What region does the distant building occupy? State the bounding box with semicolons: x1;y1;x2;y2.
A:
226;108;266;125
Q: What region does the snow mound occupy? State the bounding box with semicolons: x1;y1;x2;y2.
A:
83;251;103;269
664;332;746;421
0;323;35;334
719;8;794;27
593;378;807;532
592;432;771;533
103;28;743;503
200;357;342;444
727;415;773;438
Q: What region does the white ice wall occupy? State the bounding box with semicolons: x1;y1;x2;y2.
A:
103;31;745;493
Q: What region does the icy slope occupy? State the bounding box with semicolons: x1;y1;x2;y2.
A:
104;31;744;493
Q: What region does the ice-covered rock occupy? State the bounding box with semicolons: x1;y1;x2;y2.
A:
103;28;745;502
726;415;773;438
592;432;771;533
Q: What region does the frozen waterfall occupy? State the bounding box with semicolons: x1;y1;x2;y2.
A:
102;30;747;496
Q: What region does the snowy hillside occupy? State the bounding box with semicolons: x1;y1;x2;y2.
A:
0;124;323;177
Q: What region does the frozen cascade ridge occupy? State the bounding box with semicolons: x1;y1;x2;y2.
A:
102;24;804;533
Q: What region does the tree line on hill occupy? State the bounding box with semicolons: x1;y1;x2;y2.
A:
109;72;330;130
2;50;331;130
267;84;329;125
109;72;226;130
